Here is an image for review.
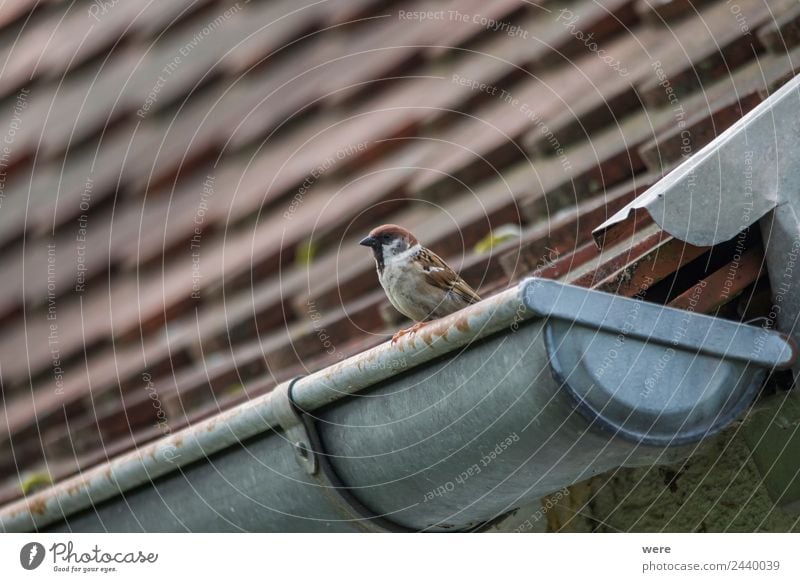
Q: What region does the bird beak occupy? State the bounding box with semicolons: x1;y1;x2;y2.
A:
359;235;378;248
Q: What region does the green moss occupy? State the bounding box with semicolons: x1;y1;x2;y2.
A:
473;225;521;254
20;472;52;495
222;383;244;398
295;239;318;266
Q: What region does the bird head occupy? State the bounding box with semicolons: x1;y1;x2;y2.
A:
359;224;418;271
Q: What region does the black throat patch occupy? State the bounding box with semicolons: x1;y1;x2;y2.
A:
372;246;385;275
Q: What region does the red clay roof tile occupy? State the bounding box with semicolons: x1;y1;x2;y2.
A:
0;0;793;499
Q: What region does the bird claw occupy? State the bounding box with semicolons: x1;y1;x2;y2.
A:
391;322;428;344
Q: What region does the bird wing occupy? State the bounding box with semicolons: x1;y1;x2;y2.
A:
418;248;482;305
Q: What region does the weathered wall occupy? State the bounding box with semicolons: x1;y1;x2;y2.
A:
539;423;799;533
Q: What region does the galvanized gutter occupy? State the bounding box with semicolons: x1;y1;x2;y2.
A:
0;278;794;532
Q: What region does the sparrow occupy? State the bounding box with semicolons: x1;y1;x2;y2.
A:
359;224;481;342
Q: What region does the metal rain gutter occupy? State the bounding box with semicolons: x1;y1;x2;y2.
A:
594;73;800;376
0;278;794;532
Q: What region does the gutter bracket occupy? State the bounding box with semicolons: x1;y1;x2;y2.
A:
273;377;319;475
272;377;412;533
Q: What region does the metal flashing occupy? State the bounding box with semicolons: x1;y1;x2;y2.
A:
594;74;800;247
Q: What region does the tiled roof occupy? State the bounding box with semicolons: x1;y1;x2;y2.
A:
0;0;797;505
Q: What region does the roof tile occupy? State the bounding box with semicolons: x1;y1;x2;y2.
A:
0;0;789;499
757;1;800;53
637;0;796;109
